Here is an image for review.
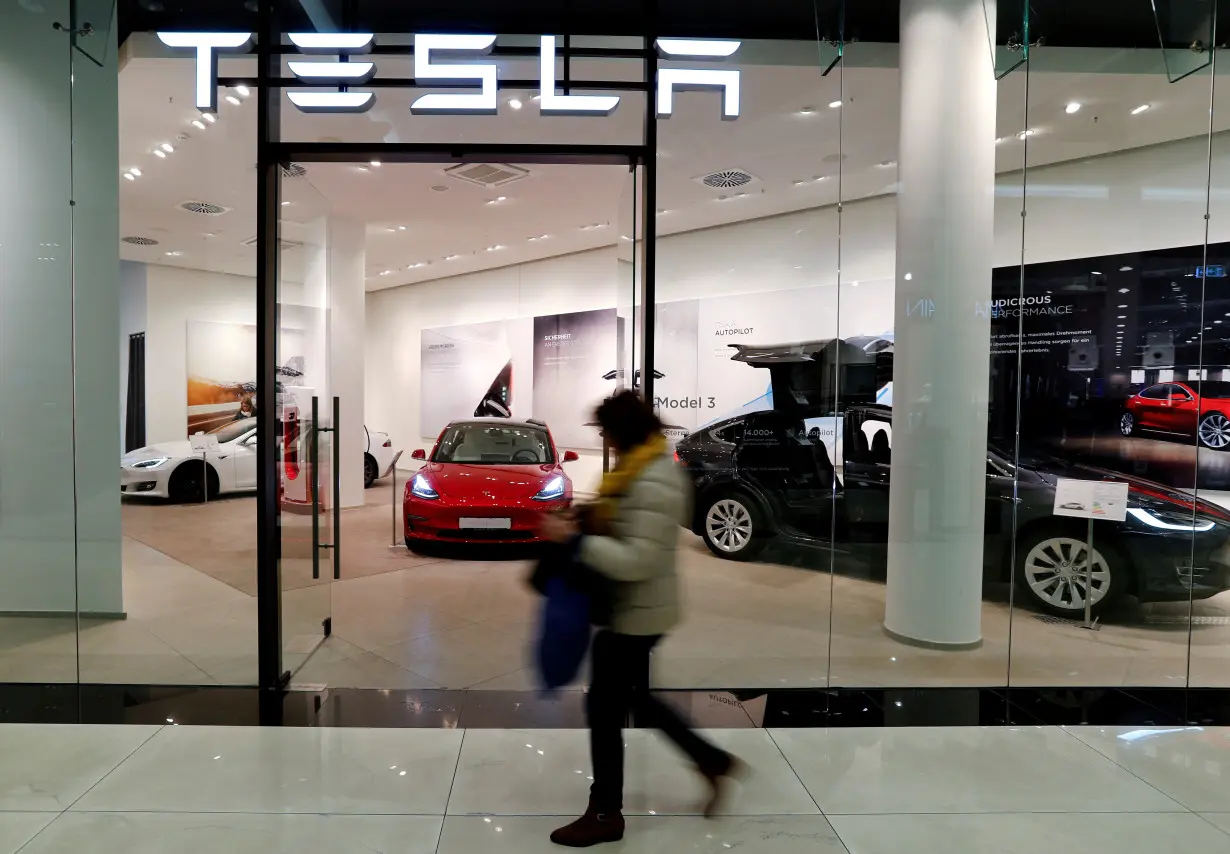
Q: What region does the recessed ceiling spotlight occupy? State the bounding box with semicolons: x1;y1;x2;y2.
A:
153;149;167;158
397;225;407;231
379;269;393;276
1116;324;1125;328
164;250;183;257
1118;315;1127;319
235;85;250;97
370;160;381;168
1091;271;1103;275
1119;304;1129;308
160;143;174;153
528;234;550;242
828;100;842;109
486;196;508;205
1119;288;1130;293
797;106;816;115
202;112;216;124
407;261;429;269
1119;266;1134;272
225;95;241;106
123;172;136;181
444;254;461;261
1065;101;1082;114
509;98;523;110
192;119;206;130
129;167;142;177
486;244;505;252
357;165;369;172
1131;104;1151;115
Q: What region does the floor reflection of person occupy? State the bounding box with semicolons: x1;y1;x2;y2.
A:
540;390;745;848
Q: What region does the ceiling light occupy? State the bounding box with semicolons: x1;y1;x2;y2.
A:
486;196;508;205
1018;129;1036;139
1119;288;1130;293
1131;104;1151;115
509;98;523;110
370;160;381;168
192;119;206;130
528;234;550;242
1120;266;1133;272
123;172;135;181
1065;101;1082;114
904;272;913;281
828;100;842;109
995;137;1005;144
281;201;291;206
379;269;393;276
1118;315;1126;319
129;167;142;177
153;149;167;158
1117;324;1125;328
444;254;461;261
1119;304;1128;308
397;225;407;231
486;244;505;252
160;143;174;152
202;112;216;124
235;85;250;97
1091;271;1103;275
225;95;241;106
164;251;182;257
797;106;816;115
531;94;541;102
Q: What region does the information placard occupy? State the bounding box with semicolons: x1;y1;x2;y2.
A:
1052;478;1129;522
189;433;221;453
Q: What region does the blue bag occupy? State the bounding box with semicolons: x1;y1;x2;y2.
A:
535;573;594;691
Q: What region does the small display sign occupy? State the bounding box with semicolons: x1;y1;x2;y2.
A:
1197;265;1227;278
189;433;221;453
1053;478;1129;522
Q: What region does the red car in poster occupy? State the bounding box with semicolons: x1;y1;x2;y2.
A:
1121;380;1230;450
404;418;578;549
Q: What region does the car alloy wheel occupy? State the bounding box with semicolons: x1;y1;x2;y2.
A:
364;454;378;488
1119;412;1134;436
1022;536;1110;612
1199;412;1230;449
706;498;754;554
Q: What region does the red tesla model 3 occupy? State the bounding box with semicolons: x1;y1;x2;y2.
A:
404;418;577;548
1122;380;1230;450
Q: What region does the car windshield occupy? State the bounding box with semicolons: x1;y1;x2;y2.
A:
1189;381;1230;399
433;424;554;465
211;419;257;444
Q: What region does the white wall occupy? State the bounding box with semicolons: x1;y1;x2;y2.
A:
366;129;1230;496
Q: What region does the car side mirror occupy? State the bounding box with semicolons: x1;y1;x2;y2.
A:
411;449;426;460
563;450;580;463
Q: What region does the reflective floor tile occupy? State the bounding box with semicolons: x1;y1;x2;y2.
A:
438;815;848;853
828;812;1230;853
0;725;160;811
769;727;1184;815
447;728;819;817
1065;726;1230;813
19;812;443;854
0;814;55;854
72;726;463;814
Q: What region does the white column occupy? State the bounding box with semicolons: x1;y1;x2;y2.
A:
884;0;997;647
328;218;366;508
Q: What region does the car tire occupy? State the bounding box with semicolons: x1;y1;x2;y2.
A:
1198;412;1230;451
1119;411;1136;437
364;453;378;488
168;463;218;504
700;493;767;561
1014;524;1126;619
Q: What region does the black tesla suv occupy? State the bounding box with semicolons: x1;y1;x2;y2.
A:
675;404;1230;618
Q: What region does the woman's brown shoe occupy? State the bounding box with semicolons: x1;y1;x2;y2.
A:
550;807;626;847
700;754;749;818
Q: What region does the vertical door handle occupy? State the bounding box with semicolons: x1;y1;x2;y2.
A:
311;396;320;580
333;396;341;580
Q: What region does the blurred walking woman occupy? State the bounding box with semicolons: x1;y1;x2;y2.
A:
540;390;743;848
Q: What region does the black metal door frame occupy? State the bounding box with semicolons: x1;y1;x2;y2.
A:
253;27;658;693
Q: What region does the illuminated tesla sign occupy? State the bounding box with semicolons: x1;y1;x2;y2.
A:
157;32;742;118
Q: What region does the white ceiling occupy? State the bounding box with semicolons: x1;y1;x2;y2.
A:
116;44;1230;291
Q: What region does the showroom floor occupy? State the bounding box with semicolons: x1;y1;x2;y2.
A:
3;474;1230;688
0;723;1227;852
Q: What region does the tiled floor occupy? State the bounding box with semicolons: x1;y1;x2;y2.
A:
2;724;1229;852
3;477;1230;690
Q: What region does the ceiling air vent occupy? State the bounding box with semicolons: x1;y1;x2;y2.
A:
444;163;531;188
121;236;159;246
698;169;757;190
241;236;304;251
180;201;231;216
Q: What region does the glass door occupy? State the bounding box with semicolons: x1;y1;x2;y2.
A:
277;168;334;678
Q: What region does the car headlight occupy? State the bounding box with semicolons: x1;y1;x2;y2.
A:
533;475;566;501
1127;507;1216;533
129;457;169;470
411;473;439;500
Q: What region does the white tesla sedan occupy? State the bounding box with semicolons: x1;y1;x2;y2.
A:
121;418;258;502
122;420;403;502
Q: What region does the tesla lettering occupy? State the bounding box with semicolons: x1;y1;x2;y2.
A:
158;32;742;119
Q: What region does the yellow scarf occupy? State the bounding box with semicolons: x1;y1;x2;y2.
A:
589;433;668;533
